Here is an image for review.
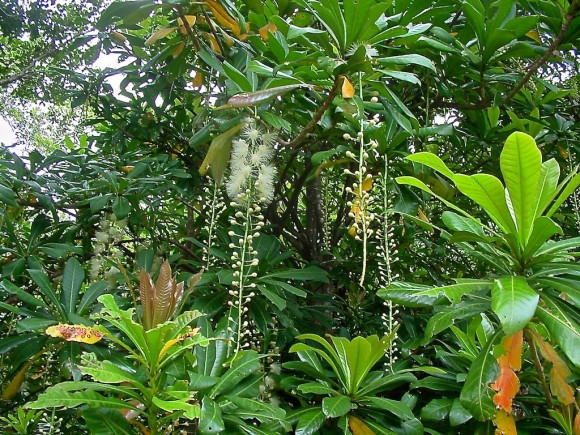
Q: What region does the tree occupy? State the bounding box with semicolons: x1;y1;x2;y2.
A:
0;0;579;433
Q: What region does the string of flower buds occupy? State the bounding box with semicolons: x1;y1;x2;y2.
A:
203;179;226;269
225;120;276;355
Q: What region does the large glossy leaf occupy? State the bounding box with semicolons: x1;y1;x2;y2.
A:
500;132;542;245
208;351;261;398
363;397;414;420
426;300;490;338
522;217;562;259
533;159;560;219
61;257;85;315
378;54;436;72
27;384;137;410
452;174;516;235
199;397;225;432
322;395;352;418
198;124;242;186
406;152;454;179
378;282;444;307
536;296;580;367
82;409;134;435
28;268;67;319
460;331;501;421
546;173;580;217
491;276;539;335
417;279;492;304
293;408;326;435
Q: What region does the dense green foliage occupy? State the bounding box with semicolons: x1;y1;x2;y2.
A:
1;0;579;433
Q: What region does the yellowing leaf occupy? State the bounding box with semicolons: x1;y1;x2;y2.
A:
110;31;127;44
349;415;375;435
259;23;277;41
493;410;517;435
192;72;203;88
525;30;541;43
557;145;570;160
198;124;242;185
341;75;355;99
348;226;357;237
1;360;32;400
418;207;430;223
177;15;196;35
172;42;185;58
205;0;241;37
158;328;200;360
120;165;135;173
491;366;520;413
145;27;179;46
202;32;222;54
361;178;373;192
46;324;104;344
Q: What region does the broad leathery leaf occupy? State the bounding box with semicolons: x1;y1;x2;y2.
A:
322;395;352;418
491;276;538;335
535;296;580;368
378;281;443;307
533;158;560;219
294;408;326;435
500;132;542;245
348;415;375;435
309;0;347;50
426;300;490;338
46;324;104;344
62;257;85;314
152;397;200;419
497;331;523;371
198;124;242;185
221;84;316;109
208;350;261;398
177;15;196;35
453;173;516;235
200;397;226;433
27;385;137;410
522;216;562;260
460;331;501;421
378;54;436;72
493;410;517;435
420;398;453;421
406;152;454;179
417;279;492;304
145;27;178;45
80;353;143;389
547;172;580;217
365;397;414;420
82;409;133;435
28;268;67;319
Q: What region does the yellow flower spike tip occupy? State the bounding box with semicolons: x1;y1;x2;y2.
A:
46;324;104;344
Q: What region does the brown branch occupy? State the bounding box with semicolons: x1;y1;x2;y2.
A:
282;78;341;148
501;0;579;106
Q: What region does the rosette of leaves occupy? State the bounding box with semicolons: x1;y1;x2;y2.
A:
279;333;422;434
379;132;580;429
27;294;209;434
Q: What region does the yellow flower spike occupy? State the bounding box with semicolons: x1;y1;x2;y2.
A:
45;324;104;344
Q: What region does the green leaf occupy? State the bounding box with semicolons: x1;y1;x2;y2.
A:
77;281;108;315
209;351;261;398
522;217;562;259
27;385;136;410
536;296;580;367
426;300;491;338
62;257;85;315
28;268;67;320
1;279;46;307
420;398;453;421
363;397;414;420
449;398;472;426
263;266;328;282
463;0;485;49
294;408;325;435
406;152;454;179
500;132;542;245
112;196;130;219
491;276;539;335
378;282;443;307
0;184;18;206
152;397;200;419
547;173;580;217
222;61;253;92
199;397;225;433
533;159;560;220
298;382;337;395
453;173;516;234
378;54;436;72
322;395;352;418
309;0;347;51
82;409;134;435
417;279;492;304
460;331;501;421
